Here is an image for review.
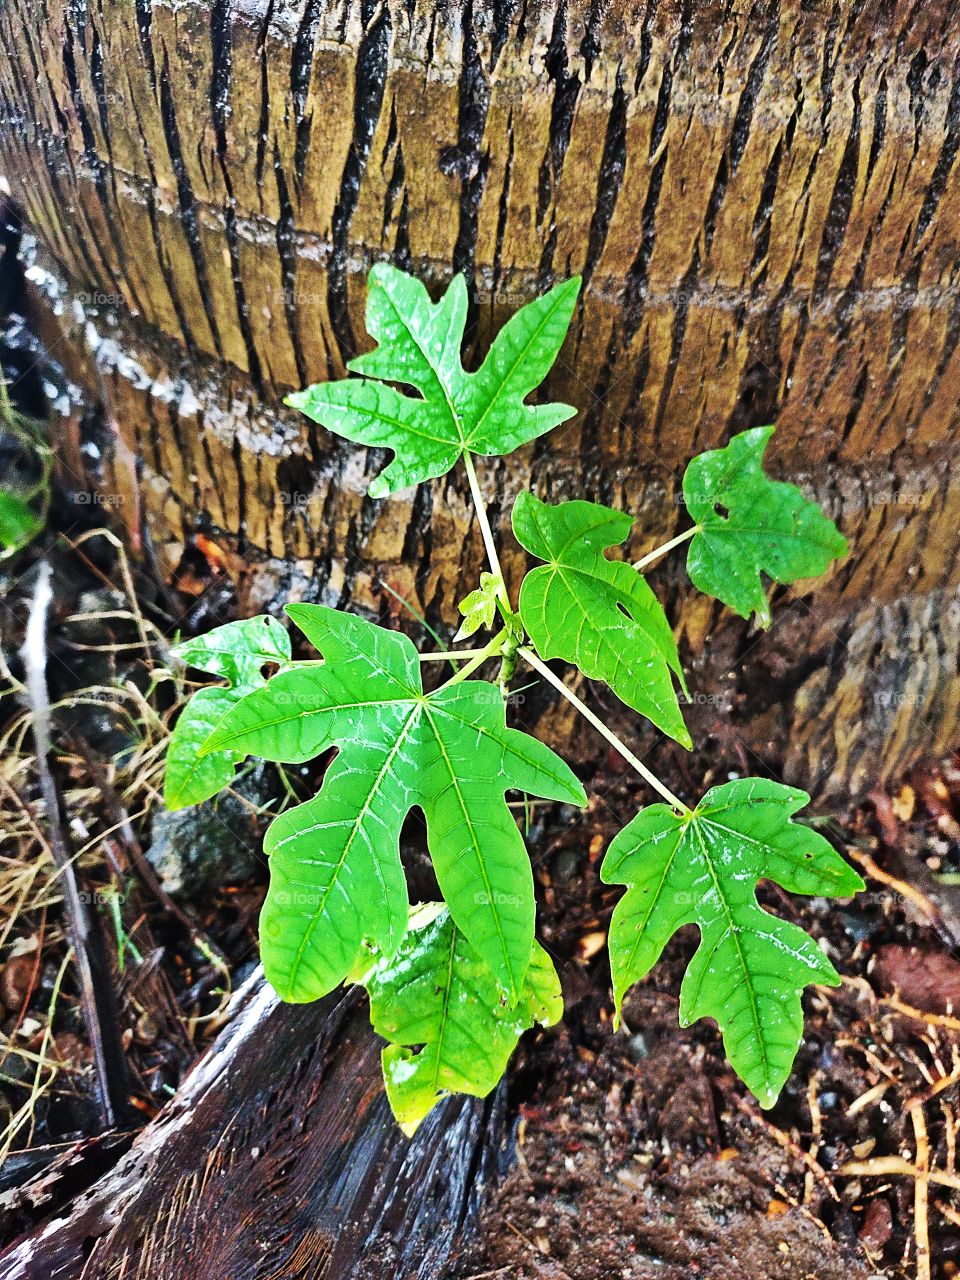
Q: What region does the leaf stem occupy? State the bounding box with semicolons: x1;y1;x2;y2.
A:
462;451;512;610
419;648;489;662
518;646;691;815
632;525;700;572
436;631;508;690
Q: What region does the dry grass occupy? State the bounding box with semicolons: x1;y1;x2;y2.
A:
0;529;207;1158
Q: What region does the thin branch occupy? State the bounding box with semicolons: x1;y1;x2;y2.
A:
840;1155;960;1191
419;648;488;662
912;1103;932;1280
844;845;943;932
437;632;508;690
517;646;690;814
883;993;960;1034
71;735;217;959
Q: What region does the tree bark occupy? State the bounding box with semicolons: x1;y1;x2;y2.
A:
1;0;958;804
0;974;499;1279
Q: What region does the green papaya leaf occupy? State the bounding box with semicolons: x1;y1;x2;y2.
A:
0;392;51;558
454;571;503;640
683;426;848;626
164;616;292;810
601;778;864;1107
359;904;563;1135
286;265;580;497
0;489;43;555
171;614;292;685
203;604;586;1002
512;492;691;747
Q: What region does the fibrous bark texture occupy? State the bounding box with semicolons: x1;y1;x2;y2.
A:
0;977;496;1279
0;0;958;800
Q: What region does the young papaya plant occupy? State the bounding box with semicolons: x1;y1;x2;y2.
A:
163;264;861;1132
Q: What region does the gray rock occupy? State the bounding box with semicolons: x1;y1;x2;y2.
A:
551;848;581;884
146;763;277;899
625;1032;649;1062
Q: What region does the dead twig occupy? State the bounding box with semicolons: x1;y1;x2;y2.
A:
733;1095;840;1202
805;1070;823;1205
21;562;129;1127
70;735;215;946
911;1103;931;1280
904;1066;960;1111
847;1079;894;1117
934;1198;960;1229
840;1155;960;1192
845;845;945;934
882;993;960;1033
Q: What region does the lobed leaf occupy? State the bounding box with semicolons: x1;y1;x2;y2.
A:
164;616;292;810
171;614;291;683
683;426;848;626
286;379;458;498
286;264;580;497
513;492;691;747
456;277;581;455
601;778;864;1107
360;904;563;1135
204;605;586;1003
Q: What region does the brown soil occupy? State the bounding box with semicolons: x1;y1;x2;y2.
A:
451;756;960;1280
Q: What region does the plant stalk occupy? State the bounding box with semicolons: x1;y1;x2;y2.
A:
518;646;691;815
22;563;131;1126
461;451;512;610
436;631;508;690
632;525;699;572
418;648;489;662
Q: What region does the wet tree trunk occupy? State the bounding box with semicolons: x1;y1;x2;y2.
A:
0;974;500;1278
1;0;960;803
